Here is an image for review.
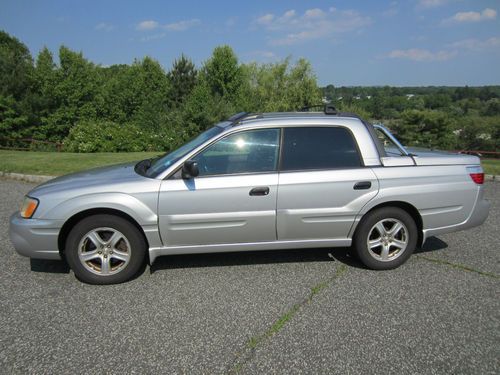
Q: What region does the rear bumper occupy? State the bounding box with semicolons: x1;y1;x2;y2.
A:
9;213;62;260
422;197;490;244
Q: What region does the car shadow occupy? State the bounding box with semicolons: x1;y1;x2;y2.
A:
30;258;70;273
150;236;450;273
150;247;364;273
415;236;448;254
27;236;449;276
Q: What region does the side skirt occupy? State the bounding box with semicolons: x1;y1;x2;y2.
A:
148;238;352;264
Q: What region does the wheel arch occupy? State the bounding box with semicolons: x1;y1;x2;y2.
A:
354;201;423;247
58;208;150;260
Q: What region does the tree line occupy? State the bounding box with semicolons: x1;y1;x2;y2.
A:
324;85;500;152
0;30;320;152
1;29;498;153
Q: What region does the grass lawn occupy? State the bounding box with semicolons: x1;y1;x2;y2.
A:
0;150;161;176
481;159;500;176
1;150;499;176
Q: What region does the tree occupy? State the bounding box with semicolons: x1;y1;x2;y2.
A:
202;45;244;104
0;30;33;100
40;46;100;140
243;58;321;112
167;55;197;107
394;110;455;149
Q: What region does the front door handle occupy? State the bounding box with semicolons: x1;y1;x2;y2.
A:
354;181;371;190
249;186;270;196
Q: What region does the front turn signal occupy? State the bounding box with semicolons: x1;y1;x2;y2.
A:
20;196;39;218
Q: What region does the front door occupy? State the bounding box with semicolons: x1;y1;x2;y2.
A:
158;128;281;247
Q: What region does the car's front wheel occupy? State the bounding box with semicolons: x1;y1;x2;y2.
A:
353;207;417;270
65;214;146;284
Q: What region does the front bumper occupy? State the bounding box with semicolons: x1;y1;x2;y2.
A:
9;213;63;260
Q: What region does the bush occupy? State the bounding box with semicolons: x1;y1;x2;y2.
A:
63;120;175;152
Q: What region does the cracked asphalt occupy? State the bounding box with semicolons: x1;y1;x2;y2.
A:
0;179;498;374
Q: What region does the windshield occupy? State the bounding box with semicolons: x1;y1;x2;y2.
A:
145;126;224;178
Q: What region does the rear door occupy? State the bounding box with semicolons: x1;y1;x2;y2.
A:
277;126;379;240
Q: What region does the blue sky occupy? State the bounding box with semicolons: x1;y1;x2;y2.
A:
1;0;499;86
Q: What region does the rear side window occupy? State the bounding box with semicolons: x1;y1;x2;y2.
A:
281;127;362;171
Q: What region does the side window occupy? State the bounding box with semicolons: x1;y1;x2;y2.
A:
281;127;362;171
193;128;280;176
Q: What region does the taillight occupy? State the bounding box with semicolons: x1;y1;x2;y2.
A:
466;166;484;185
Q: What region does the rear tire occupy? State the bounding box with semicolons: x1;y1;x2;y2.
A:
65;214;146;284
354;207;417;270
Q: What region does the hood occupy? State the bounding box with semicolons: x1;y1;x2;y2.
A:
30;162;148;197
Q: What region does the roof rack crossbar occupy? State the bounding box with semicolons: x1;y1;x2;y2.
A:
299;104;337;115
227;112;250;123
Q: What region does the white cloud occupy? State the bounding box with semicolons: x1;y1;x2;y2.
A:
443;8;497;24
256;14;274;25
448;36;500;51
417;0;449;9
387;48;457;61
140;33;166;42
254;7;371;46
136;18;201;35
136;20;159;31
164;18;200;31
245;50;279;62
95;22;114;32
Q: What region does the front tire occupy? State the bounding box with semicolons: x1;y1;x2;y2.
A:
65;214;146;284
353;207;417;270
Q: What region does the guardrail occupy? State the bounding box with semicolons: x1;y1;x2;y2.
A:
455;150;499;159
0;138;63;152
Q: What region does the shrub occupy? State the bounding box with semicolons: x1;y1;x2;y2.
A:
63;120;174;152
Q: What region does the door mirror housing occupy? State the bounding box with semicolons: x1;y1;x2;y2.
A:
182;160;199;179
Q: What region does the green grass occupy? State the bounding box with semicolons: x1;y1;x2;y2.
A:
0;150;161;176
0;150;499;176
482;159;500;175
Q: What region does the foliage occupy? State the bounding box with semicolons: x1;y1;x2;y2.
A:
243;58;321;112
0;29;498;154
323;85;500;151
64;120;176;152
167;55;197;107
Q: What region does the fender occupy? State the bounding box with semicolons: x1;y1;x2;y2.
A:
44;192;158;227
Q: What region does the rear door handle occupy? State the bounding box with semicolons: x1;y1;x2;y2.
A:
249;186;270;196
354;181;371;190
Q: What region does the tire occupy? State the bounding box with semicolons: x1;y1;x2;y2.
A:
65;214;146;284
353;207;417;270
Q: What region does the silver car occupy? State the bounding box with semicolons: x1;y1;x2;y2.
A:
10;110;490;284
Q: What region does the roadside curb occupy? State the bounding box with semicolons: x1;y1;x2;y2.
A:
0;172;55;183
0;171;498;184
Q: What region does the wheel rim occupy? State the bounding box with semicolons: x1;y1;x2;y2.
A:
78;227;131;276
366;218;409;262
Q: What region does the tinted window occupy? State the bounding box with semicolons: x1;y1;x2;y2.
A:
281;127;361;171
193;129;280;176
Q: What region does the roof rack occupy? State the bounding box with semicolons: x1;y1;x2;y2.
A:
227;112;250;123
299;104;337;115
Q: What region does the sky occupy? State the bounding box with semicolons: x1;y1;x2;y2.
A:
1;0;499;86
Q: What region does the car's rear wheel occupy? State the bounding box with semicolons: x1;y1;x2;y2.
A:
65;214;146;284
354;207;417;270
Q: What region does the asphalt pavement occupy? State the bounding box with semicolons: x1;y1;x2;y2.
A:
0;179;498;374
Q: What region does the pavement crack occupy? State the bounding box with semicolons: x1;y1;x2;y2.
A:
227;264;348;374
416;255;499;279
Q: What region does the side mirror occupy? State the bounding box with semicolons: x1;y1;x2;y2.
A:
182;160;199;179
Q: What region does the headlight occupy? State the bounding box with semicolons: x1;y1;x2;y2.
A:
20;196;39;219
